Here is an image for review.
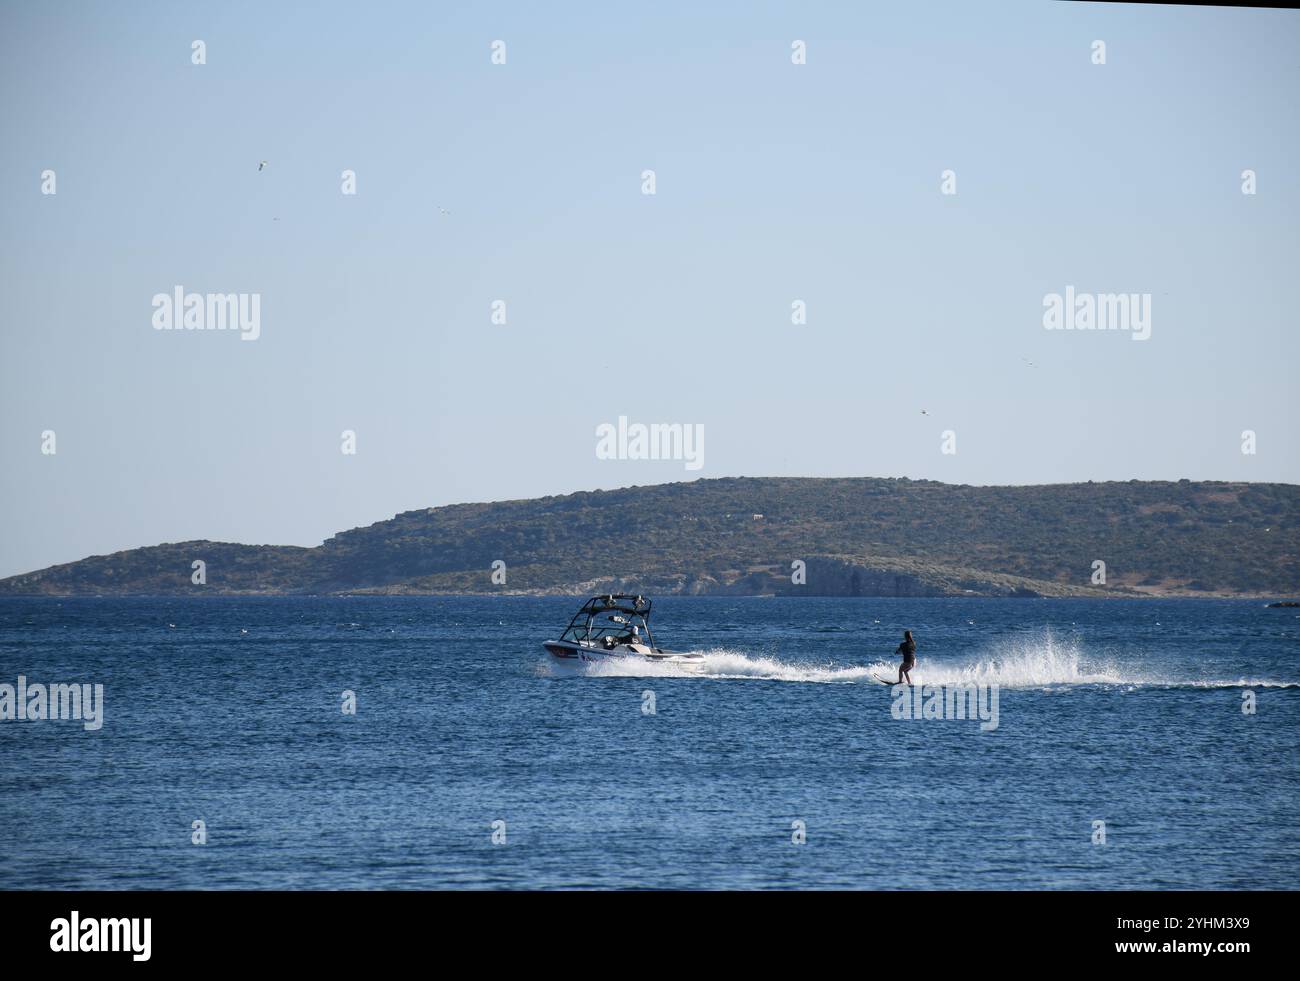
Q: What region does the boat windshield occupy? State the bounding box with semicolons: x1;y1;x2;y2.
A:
561;611;651;644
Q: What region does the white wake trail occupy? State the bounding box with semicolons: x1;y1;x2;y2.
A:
540;627;1299;689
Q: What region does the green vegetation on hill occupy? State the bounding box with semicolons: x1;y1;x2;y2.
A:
2;477;1295;597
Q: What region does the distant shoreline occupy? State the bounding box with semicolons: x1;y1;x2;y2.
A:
0;591;1292;602
2;476;1295;600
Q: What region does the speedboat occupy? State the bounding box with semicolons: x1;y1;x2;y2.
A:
543;594;705;670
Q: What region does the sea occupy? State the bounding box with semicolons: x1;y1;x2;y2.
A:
1;595;1296;890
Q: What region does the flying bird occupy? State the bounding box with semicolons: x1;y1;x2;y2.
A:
438;206;451;217
258;160;268;172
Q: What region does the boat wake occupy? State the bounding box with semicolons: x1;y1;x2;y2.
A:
540;629;1298;690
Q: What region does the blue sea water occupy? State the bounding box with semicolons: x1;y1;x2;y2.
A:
0;595;1297;890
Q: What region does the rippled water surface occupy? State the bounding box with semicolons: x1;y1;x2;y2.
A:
1;596;1297;889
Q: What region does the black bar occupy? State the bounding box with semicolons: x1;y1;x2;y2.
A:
0;890;1286;967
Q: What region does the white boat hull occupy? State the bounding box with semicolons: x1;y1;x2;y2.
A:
543;639;705;671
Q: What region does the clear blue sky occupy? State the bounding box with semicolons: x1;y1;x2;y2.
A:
1;0;1297;577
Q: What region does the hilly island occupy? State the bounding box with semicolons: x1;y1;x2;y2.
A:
1;477;1296;599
